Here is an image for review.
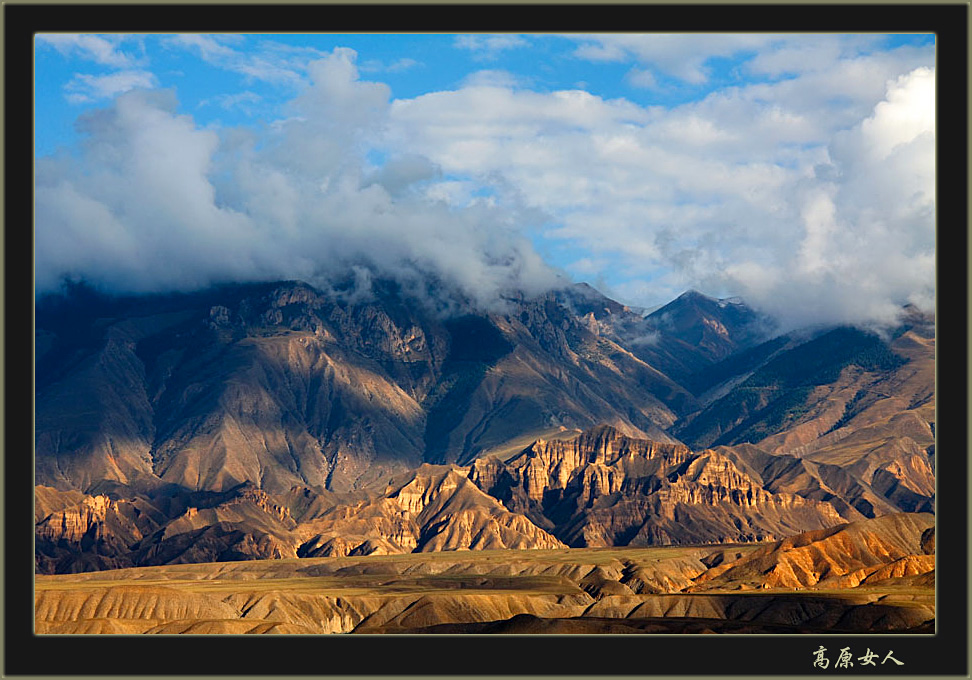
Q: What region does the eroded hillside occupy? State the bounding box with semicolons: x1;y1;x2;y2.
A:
36;513;934;635
35;281;934;579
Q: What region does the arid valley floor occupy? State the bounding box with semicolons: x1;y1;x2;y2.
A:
36;512;935;635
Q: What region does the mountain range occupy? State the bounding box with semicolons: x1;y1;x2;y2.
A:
34;278;934;574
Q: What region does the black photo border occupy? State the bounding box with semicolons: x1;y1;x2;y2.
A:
5;2;968;677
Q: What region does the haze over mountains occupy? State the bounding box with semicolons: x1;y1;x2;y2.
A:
35;275;934;575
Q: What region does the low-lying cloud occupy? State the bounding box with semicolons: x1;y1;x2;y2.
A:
387;45;935;330
35;48;564;312
36;38;935;331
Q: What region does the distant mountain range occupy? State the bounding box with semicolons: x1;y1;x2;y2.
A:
34;278;934;573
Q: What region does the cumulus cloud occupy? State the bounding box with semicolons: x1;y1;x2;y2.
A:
35;48;564;313
36;36;936;330
387;44;935;329
671;67;935;330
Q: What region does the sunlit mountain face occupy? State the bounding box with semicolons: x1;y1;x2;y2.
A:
35;276;933;573
32;31;937;645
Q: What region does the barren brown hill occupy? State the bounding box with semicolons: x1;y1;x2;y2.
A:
36;463;567;573
689;512;934;591
472;425;845;547
295;463;566;556
35;524;934;635
36;482;297;572
35;280;700;496
675;311;934;521
34;280;934;579
34;485;87;523
38;423;910;574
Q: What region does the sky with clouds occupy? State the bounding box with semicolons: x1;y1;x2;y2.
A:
35;32;935;329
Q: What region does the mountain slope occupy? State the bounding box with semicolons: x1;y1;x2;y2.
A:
558;286;769;386
35;280;694;494
34;279;934;575
673;309;935;519
470;425;844;547
690;512;935;590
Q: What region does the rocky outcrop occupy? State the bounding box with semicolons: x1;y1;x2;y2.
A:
34;486;87;523
296;464;566;557
689;512;935;591
472;426;845;548
35;493;166;573
35;280;699;495
36;482;304;573
37;419;928;575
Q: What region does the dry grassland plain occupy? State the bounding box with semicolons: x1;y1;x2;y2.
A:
35;544;934;635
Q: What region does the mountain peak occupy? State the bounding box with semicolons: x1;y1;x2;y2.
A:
676;289;712;302
642;289;765;363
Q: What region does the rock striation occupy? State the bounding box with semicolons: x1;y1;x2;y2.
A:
689;512;935;591
472;425;845;548
34;280;934;576
35;515;934;635
295;464;566;557
35;280;700;495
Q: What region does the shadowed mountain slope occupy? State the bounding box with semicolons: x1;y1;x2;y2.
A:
556;287;770;386
470;425;844;548
36;280;697;495
35;279;934;576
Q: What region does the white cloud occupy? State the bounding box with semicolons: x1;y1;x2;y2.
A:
164;34;306;88
386;47;935;328
36;36;936;330
454;34;529;58
460;69;529;89
35;48;563;312
745;34;882;77
387;57;419;73
63;70;158;104
199;90;263;112
708;67;936;328
858;66;934;160
358;57;422;73
166;34;240;61
37;34;143;68
571;33;775;83
625;67;657;89
361;57;420;74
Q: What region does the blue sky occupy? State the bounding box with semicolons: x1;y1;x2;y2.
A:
35;33;935;328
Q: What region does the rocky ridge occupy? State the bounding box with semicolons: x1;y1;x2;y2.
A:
39;426;871;573
35;280;705;496
35;280;934;576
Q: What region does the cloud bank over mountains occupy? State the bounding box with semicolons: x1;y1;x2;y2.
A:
35;35;935;329
35;47;562;312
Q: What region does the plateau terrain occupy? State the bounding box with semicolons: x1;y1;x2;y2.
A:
35;512;934;634
34;278;935;634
